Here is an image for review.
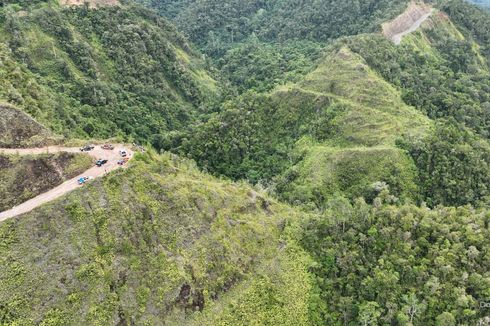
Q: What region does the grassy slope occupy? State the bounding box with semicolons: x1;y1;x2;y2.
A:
0;152;313;325
277;4;490;206
273;46;431;205
0;152;93;211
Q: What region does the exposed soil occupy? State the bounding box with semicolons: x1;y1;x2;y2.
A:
59;0;119;8
382;2;433;45
0;144;133;221
0;153;91;212
0;104;54;148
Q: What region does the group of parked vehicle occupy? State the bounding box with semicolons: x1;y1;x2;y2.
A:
77;144;132;185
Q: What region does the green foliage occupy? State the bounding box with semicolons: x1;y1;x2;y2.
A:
0;153;312;325
347;11;490;138
164;91;346;183
167;0;408;47
276;145;419;207
402;121;490;207
137;0;410;91
166;46;430;206
218;39;322;93
0;3;218;143
299;197;490;325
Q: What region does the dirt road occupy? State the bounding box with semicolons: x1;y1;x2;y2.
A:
0;144;133;222
382;3;434;45
391;10;433;45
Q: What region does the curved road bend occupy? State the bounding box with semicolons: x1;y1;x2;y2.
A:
0;145;133;222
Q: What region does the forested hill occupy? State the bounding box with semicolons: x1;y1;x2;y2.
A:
136;0;411;92
2;0;490;325
0;1;219;144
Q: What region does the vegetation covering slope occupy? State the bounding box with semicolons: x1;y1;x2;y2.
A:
0;152;313;325
300;196;490;325
0;152;92;211
1;0;490;325
165;44;431;206
136;0;410;92
0;1;219;144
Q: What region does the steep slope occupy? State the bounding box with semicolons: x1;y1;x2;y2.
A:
0;152;313;325
382;2;433;44
167;45;431;205
0;104;57;148
163;0;490;209
0;151;92;212
0;2;219;144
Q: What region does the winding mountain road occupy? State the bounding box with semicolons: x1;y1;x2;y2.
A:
0;144;133;222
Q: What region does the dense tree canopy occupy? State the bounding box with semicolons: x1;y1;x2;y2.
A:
0;2;218;142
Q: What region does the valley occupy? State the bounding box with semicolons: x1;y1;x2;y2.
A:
1;0;490;325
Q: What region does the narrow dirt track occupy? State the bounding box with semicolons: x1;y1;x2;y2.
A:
392;10;433;45
0;144;133;222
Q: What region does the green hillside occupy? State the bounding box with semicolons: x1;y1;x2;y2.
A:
136;0;410;92
1;0;490;325
0;152;313;325
166;43;432;206
0;1;219;144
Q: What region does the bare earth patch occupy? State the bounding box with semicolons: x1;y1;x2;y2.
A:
59;0;119;8
382;2;433;45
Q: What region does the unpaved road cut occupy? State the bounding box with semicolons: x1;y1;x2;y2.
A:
383;2;433;45
0;144;133;222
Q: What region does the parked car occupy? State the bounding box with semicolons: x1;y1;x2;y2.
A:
119;149;128;157
117;157;130;165
101;144;114;150
80;144;95;152
78;176;93;185
96;159;108;167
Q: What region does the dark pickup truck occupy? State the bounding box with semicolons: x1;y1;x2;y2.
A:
96;159;108;167
80;144;95;152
